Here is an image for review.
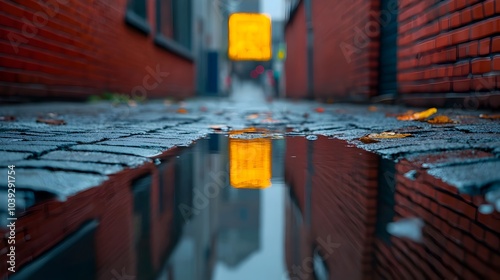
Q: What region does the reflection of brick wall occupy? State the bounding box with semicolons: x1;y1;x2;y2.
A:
151;159;176;271
285;136;379;279
0;162;178;280
284;136;308;210
0;0;194;99
375;159;500;279
311;137;379;280
285;138;500;279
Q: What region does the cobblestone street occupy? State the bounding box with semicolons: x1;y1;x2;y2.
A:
1;81;500;279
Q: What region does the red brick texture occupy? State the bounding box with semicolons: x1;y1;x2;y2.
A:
375;159;500;279
284;3;308;99
284;138;500;279
285;0;500;105
312;0;380;100
398;0;500;95
0;160;177;280
0;0;194;100
284;0;380;100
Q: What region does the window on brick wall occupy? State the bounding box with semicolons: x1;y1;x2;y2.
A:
126;0;151;34
154;0;193;60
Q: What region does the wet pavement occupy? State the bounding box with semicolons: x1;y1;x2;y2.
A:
1;82;500;279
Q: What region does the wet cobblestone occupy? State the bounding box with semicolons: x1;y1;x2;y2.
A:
1;99;499;198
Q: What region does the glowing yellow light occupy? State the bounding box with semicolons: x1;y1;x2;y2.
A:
229;129;272;189
228;13;272;61
277;50;285;60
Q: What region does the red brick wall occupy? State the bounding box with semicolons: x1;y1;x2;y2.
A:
284;0;380;100
284;0;500;106
312;0;380;100
284;2;308;99
0;0;195;100
398;0;500;98
0;161;177;280
284;138;500;279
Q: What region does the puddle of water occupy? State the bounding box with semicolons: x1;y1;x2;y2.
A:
3;133;500;280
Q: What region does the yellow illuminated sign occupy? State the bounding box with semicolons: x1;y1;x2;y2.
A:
228;13;272;61
229;129;272;189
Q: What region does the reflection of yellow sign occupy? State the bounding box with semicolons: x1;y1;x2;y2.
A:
229;129;272;189
228;13;272;61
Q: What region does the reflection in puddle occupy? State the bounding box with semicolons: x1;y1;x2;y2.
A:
229;128;272;189
3;134;500;280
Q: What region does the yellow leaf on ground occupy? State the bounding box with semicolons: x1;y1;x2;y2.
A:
176;108;188;114
246;114;259;120
368;106;378;112
36;118;66;125
359;135;380;144
359;131;412;143
479;114;500;120
397;108;437;121
427;115;455;124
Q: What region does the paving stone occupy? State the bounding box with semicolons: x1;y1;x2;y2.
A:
427;160;500;193
0;168;108;199
100;137;193;148
71;144;164;157
375;142;472;158
405;150;496;168
0;144;58;153
12;159;124;175
0;151;32;162
41;151;149;167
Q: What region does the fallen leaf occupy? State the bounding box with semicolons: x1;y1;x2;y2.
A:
246;114;259;120
369;132;413;139
176;108;188;114
0;115;16;121
368;106;378;112
210;125;228;131
479;114;500;120
36;118;66;125
359;131;412;143
315;107;325;113
427;115;455;124
359;135;380;144
397;108;437;121
262;118;279;123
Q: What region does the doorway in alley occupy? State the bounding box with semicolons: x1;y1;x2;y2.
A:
378;0;398;97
